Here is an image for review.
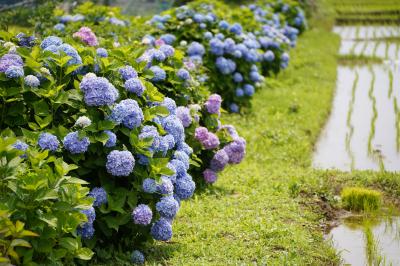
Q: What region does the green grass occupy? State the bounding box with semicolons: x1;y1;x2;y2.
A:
141;1;400;264
144;1;342;264
341;187;382;211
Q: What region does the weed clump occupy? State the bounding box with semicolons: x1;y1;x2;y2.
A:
341;187;382;211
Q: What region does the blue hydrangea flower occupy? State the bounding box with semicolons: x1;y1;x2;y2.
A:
250;71;261;82
63;131;90;154
161;97;177;115
230;103;239;113
157;176;174;195
236;88;244;97
119;65;138;80
209;38;224;56
223;38;236;54
187;42;205;57
132;204;152;225
215;57;236;75
218;20;230;30
175;174;195;200
177;142;193;156
162;115;185;144
244;84;255;96
282;52;290;62
0;53;23;73
177;68;190;81
143;178;157;193
230;23;243;35
169;159;186;178
81;206;96;223
152;49;166;62
104;130;117;147
159;134;175;155
216;33;225;40
24;75;40;87
40;36;62;49
210;149;229;172
176;107;192;128
139;125;160;152
151;218;173;241
131;250;145;265
204;32;213;39
160;34;176;45
125;78;145;96
77;222;95;239
96;48;108;58
53;23;65;32
109;99;144;129
156;196;179;219
13;140;28;151
159;44;175;57
233;72;243;83
263;50;275;62
106;150;135;176
150;66;166;82
173;151;189;170
163;161;177;183
193;13;204;23
88;187;107;207
80;73;119;106
58;44;82;65
5;66;24;79
38;132;59;151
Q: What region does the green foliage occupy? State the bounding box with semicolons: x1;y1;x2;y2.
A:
341;187;382;212
0;136;93;264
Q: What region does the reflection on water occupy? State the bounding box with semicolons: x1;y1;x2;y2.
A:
313;25;400;171
327;215;400;266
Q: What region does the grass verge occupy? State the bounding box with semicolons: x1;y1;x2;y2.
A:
145;1;342;264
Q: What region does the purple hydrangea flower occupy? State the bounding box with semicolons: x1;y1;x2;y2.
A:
106;150;135;176
151;218;173;241
176;106;192;127
38;132;59;151
223;137;246;164
63;131;90;154
0;53;23;73
73;27;98;46
156;196;179;219
203;169;218;183
125;78;145;96
210;149;229;172
132;204;152;225
143;178;157;193
88;187;107;207
204;94;222;114
119;65;138;80
80;73;119;106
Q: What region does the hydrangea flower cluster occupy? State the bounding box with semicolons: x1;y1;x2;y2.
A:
106;150;135;176
38;133;59;151
80;73;119;106
73;27;99;46
109;99;144;129
0;53;24;78
77;206;96;239
88;187;108;207
41;36;82;67
195;127;220;150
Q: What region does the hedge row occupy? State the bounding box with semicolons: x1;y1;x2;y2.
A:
0;0;306;265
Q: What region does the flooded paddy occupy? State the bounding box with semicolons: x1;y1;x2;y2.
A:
326;215;400;266
313;26;400;171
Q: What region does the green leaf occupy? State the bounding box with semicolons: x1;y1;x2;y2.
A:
32;99;50;116
75;248;94;260
10;239;31;248
59;237;79;252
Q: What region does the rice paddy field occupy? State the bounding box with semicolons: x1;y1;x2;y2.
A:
1;0;400;265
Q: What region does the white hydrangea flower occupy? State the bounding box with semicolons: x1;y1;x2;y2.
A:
75;116;92;128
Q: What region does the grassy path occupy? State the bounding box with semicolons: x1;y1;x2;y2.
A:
147;6;341;265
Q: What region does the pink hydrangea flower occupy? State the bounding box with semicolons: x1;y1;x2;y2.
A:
73;27;98;46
